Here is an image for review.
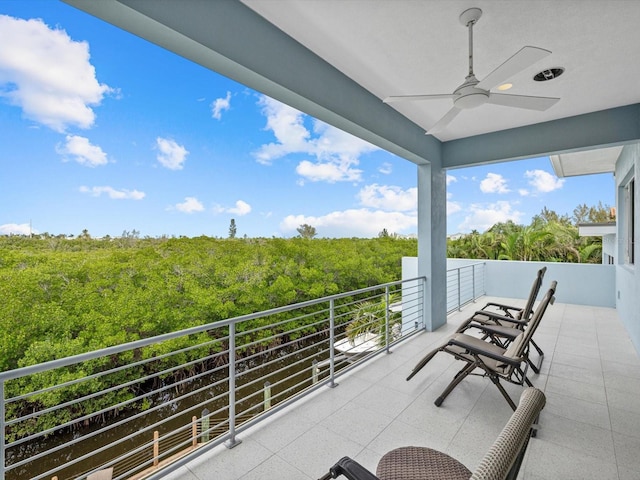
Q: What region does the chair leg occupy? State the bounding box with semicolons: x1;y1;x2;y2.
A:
453;363;470;379
531;412;541;437
531;338;544;357
434;363;476;407
489;375;517;410
527;339;545;373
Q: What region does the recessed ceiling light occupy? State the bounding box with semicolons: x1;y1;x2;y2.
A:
533;67;565;82
497;83;513;91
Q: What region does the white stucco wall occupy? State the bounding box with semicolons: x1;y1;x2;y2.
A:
405;258;616;307
615;143;640;354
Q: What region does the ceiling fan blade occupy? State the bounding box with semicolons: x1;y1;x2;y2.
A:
476;46;551;91
426;106;461;134
384;94;456;103
487;93;560;111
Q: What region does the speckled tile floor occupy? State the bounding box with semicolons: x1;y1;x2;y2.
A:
159;297;640;480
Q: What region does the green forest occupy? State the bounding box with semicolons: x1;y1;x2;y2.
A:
0;203;611;374
0;235;416;373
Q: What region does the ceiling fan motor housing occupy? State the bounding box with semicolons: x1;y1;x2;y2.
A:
453;75;489;109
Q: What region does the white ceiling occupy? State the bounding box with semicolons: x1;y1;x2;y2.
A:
242;0;640;143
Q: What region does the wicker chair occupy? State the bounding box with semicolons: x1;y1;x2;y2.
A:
319;387;546;480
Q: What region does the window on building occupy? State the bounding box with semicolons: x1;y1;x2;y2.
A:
625;178;635;265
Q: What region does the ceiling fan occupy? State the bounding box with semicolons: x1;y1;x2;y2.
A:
383;8;560;134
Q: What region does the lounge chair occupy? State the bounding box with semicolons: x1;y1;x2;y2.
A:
455;267;548;373
407;282;556;410
319;387;546;480
474;266;546;323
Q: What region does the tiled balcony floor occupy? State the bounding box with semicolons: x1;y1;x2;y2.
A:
163;297;640;480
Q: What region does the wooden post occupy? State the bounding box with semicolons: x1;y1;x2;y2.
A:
153;430;159;467
192;416;198;448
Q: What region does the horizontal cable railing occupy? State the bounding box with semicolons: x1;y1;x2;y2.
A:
446;262;486;313
0;277;426;480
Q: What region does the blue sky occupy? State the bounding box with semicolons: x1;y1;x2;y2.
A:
0;2;615;239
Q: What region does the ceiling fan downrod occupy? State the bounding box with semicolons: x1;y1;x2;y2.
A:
460;7;483;78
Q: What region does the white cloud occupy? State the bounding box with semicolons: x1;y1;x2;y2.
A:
379;162;392;175
254;95;376;182
519;189;530;196
228;200;251;216
211;91;231;120
458;201;524;232
296;159;362;183
79;186;145;200
213;200;252;216
172;197;204;213
447;192;462;215
56;135;108;167
156;137;188;170
480;173;510;194
0;15;112;132
358;184;417;212
525;169;565;193
446;176;461;214
0;223;34;235
280;209;416;238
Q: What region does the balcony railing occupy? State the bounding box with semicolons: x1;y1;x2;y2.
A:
446;261;486;313
0;277;427;480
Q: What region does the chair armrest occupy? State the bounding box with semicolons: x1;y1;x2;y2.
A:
449;338;523;367
478;324;521;340
319;456;380;480
483;302;522;317
473;310;527;327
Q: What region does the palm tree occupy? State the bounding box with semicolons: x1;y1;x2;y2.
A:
346;295;401;346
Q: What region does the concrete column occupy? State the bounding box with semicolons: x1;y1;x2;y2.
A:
418;163;447;331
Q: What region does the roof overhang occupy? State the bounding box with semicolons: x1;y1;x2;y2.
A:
550;146;623;178
62;0;640;171
578;223;617;237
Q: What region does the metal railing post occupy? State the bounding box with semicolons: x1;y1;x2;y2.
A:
472;264;476;301
384;286;391;354
225;323;241;448
457;268;462;311
328;299;337;388
422;276;428;330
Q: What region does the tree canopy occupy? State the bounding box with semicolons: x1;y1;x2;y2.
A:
448;204;613;263
0;235;417;372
